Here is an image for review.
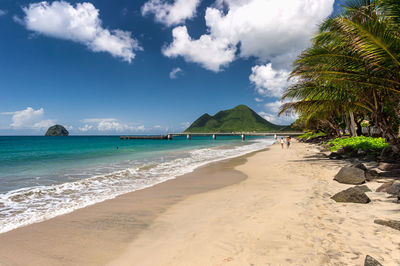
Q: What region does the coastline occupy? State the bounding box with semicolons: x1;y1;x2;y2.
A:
1;140;399;265
0;149;255;265
109;140;400;265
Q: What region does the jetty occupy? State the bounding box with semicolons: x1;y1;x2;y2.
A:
121;132;304;141
120;135;168;140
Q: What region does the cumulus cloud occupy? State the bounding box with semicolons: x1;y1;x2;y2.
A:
142;0;200;26
169;67;183;79
163;26;236;72
259;100;298;125
164;0;334;71
254;97;263;103
18;1;141;62
80;118;145;132
1;107;56;129
78;124;93;132
250;63;291;98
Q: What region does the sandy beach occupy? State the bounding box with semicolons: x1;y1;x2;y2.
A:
1;140;400;265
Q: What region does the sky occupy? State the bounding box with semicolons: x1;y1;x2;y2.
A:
0;0;345;135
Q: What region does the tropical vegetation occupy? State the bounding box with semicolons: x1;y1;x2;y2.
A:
280;0;400;147
327;136;388;152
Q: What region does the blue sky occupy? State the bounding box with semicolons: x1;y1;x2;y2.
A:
0;0;344;135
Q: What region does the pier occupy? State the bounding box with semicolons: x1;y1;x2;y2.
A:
120;135;168;140
121;132;304;140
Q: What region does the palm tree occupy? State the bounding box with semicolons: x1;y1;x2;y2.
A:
281;0;400;145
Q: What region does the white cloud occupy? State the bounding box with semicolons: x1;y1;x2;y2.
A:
1;107;56;129
33;119;55;129
79;124;93;132
163;0;334;71
163;26;236;72
259;99;298;125
259;111;297;125
250;63;291;98
142;0;200;26
80;118;145;132
169;67;183;79
264;100;282;113
254;97;263;103
0;9;8;16
19;1;141;63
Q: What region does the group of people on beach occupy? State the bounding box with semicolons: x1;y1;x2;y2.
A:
274;135;291;149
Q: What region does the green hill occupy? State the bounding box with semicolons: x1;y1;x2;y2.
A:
184;105;287;133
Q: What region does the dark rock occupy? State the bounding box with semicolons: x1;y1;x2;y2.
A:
380;146;393;160
45;125;69;136
329;152;343;159
379;162;400;171
364;255;382;266
355;185;372;193
365;169;380;181
357;149;367;156
334;167;366;185
331;187;371;204
364;154;377;162
376;181;394;192
336;148;345;154
379;169;400;178
374;219;400;231
354;163;367;171
386;181;400;195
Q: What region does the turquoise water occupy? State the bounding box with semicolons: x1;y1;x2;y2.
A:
0;135;274;233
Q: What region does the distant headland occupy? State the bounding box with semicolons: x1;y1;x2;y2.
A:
184;105;290;133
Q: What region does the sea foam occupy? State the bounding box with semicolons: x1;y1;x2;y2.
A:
0;138;274;233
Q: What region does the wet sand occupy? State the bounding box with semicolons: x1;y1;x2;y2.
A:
0;155;249;266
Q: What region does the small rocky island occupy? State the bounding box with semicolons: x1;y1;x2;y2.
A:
45;125;69;136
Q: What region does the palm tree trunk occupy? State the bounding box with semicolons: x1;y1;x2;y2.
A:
349;111;357;137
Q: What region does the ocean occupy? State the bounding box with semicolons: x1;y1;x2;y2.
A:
0;135;275;233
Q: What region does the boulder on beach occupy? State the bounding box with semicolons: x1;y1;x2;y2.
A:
378;162;400;171
374;219;400;231
376;181;394;192
379;169;400;178
355;185;372;193
386;181;400;195
364;255;382;266
334;167;366;185
331;187;371;204
45;125;69;136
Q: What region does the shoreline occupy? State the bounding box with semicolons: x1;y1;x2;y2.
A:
0;137;274;234
0;149;259;265
109;140;400;265
1;140;399;265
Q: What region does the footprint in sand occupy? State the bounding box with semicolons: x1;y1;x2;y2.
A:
222;257;233;262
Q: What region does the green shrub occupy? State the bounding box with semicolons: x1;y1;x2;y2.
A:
327;136;388;152
298;131;326;140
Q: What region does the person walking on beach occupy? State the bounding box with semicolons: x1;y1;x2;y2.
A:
286;137;291;149
280;137;284;149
